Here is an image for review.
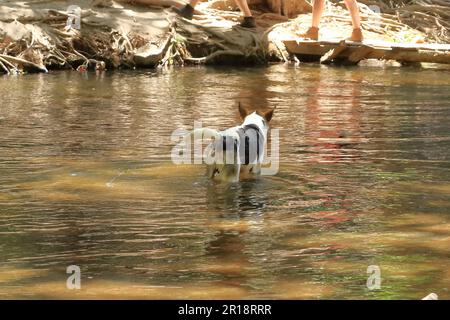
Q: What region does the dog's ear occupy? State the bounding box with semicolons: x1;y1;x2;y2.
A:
238;102;249;120
262;107;275;122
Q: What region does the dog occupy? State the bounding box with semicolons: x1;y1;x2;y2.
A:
185;103;275;183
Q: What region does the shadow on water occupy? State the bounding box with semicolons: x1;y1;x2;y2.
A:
205;179;269;214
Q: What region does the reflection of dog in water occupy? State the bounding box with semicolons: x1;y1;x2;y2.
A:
186;103;275;183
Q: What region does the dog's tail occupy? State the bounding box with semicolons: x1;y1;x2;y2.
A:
183;128;221;143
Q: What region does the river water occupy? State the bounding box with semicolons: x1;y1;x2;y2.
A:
0;64;449;299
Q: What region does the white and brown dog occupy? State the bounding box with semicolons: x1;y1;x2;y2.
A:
185;103;275;183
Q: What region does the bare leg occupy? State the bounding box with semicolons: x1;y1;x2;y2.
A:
235;0;255;28
344;0;361;29
311;0;326;28
344;0;363;41
300;0;325;40
234;0;252;17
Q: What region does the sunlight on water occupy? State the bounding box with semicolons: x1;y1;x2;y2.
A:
0;64;449;299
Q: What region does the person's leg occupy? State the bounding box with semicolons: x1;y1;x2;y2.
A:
235;0;252;17
300;0;326;40
173;0;199;20
311;0;326;28
234;0;256;28
344;0;363;41
343;0;360;29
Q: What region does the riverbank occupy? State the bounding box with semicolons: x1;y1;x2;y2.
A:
0;0;449;74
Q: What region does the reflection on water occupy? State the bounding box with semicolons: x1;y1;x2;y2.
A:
0;64;449;299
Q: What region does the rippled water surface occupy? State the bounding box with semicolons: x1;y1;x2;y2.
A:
0;64;449;299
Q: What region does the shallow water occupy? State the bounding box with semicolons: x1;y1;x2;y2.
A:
0;64;449;299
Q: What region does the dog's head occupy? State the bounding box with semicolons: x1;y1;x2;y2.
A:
238;102;275;132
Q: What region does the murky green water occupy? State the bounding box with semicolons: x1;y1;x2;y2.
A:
0;64;449;299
